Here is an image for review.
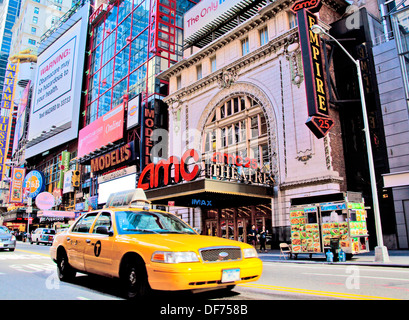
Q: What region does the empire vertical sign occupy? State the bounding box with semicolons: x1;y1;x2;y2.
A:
292;0;334;138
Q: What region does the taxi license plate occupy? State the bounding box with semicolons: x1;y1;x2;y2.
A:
221;268;240;283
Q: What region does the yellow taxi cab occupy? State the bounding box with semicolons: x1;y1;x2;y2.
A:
50;189;262;298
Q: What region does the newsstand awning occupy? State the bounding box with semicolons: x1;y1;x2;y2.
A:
144;178;273;209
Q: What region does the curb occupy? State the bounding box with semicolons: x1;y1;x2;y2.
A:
258;254;409;268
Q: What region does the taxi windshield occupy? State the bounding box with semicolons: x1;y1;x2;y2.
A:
115;211;196;235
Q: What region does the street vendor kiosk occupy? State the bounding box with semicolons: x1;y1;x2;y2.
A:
289;192;370;259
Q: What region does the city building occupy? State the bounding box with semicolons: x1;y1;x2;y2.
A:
157;0;350;244
76;0;199;210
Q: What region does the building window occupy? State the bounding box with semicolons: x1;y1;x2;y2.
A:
289;12;297;29
32;16;38;24
241;38;249;56
203;95;269;169
31;27;37;34
259;26;268;46
176;75;181;90
210;56;216;72
34;7;39;14
28;39;36;45
196;64;202;80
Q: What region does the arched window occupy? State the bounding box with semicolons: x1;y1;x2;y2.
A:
202;94;270;172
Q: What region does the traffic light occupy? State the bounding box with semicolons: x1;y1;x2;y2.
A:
72;170;80;187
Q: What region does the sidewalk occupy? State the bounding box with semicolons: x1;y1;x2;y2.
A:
257;249;409;268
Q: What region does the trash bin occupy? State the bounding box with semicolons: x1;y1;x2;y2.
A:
330;238;340;261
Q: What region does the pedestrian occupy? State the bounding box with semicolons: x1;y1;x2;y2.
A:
248;225;257;248
259;226;267;253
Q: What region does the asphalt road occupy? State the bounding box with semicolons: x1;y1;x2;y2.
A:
1;241;408;301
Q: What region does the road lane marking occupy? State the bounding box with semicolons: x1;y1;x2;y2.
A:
77;296;91;300
238;283;398;300
16;249;50;258
303;272;409;282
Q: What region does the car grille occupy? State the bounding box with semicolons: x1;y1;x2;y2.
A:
199;247;242;263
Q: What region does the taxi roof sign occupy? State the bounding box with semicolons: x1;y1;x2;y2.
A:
105;189;151;209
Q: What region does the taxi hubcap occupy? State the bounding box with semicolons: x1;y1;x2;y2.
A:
129;270;137;286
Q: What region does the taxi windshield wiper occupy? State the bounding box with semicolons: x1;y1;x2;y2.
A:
123;228;159;234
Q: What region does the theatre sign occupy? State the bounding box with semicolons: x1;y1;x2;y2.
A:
292;0;334;139
137;149;275;191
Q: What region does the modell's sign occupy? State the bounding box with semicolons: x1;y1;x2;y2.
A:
90;141;135;173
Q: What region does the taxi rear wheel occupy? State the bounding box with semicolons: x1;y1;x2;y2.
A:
57;249;76;281
120;259;151;298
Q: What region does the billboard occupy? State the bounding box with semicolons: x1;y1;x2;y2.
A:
1;63;18;110
25;3;89;158
184;0;244;40
12;81;31;156
78;103;125;157
9;167;26;203
0;116;10;180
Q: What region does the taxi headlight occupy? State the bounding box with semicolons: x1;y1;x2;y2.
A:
243;248;258;258
151;251;199;264
11;235;16;241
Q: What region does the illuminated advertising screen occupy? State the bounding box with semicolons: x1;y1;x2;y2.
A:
183;0;244;40
25;3;89;158
78;103;125;158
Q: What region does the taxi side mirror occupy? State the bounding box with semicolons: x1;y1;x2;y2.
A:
95;226;113;236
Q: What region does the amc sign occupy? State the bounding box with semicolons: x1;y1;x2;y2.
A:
137;149;200;190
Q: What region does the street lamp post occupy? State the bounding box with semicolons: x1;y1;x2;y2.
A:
311;24;390;262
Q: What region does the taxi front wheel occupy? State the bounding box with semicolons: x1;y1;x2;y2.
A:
121;261;151;298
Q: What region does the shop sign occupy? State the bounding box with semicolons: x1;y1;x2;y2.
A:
97;165;136;184
142;106;155;167
290;0;322;13
1;63;17;110
23;170;45;198
127;95;140;129
90;141;134;173
211;152;257;169
305;116;334;139
53;188;62;206
205;163;275;186
138;149;200;190
9;167;26;203
296;6;334;138
208;152;275;186
78;103;124;157
35;191;55;210
63;170;74;194
57;151;70;189
192;199;212;207
75;202;85;211
0;116;10;181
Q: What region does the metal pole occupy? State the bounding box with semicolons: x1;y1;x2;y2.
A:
355;63;390;262
311;25;390;261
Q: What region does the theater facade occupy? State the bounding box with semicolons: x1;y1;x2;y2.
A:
151;0;349;245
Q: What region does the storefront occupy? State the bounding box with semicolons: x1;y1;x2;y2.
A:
158;0;349;246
